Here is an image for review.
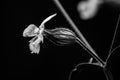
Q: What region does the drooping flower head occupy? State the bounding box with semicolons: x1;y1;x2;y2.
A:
23;13;84;54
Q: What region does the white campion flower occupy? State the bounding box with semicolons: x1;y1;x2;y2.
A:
23;13;57;54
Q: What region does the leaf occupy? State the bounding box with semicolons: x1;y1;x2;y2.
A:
44;28;78;46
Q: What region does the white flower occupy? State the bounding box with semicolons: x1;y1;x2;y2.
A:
23;13;57;54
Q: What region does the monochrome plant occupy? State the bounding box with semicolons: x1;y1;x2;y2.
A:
22;0;120;80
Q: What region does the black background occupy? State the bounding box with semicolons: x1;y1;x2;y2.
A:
7;0;120;78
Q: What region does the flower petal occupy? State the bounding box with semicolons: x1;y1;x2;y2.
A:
23;24;39;37
39;13;57;29
29;36;42;54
